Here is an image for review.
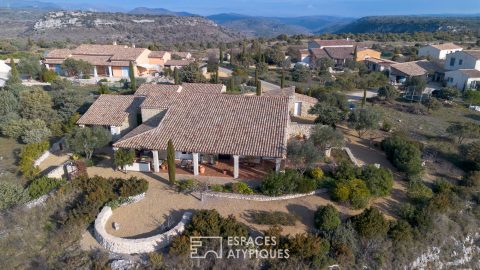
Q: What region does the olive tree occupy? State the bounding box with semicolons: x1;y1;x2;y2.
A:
309;124;344;152
348;108;381;138
287;139;322;173
446;122;480;145
66;126;112;160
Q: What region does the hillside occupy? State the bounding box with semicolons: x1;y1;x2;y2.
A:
129;7;196;17
208;13;354;37
335;16;480;33
2;10;241;45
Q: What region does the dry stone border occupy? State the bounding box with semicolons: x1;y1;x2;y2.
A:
197;189;327;202
94;193;192;254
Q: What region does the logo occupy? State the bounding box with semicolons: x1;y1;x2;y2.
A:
190;236;223;259
190;236;289;260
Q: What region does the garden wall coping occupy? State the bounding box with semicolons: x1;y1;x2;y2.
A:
197;189;326;202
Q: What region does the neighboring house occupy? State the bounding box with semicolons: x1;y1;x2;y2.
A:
418;43;463;60
0;60;11;87
390;60;444;85
43;44;191;79
365;58;398;72
77;95;144;140
445;69;480;91
263;87;318;119
78;82;289;178
355;48;381;62
134;83;226;95
309;47;355;67
444;50;480;71
172;52;193;60
164;59;195;69
308;39;355;49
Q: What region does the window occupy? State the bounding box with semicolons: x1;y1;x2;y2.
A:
459;59;463;65
450;58;455;66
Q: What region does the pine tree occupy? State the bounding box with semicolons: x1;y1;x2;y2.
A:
129;61;136;90
174;67;180;85
256;80;262;96
7;59;21;85
167;139;176;185
281;68;286;89
362;89;367;108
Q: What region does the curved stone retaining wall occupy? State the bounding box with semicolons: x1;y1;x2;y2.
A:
94;206;192;254
198;189;326;202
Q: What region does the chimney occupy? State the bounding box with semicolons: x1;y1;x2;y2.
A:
132;43;136;48
113;41;117;45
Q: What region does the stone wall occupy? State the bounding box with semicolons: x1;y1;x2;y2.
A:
325;147;361;167
288;122;314;139
34;151;50;167
94;207;192;254
198;189;326;202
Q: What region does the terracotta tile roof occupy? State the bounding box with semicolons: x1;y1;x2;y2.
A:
181;83;226;94
149;51;168;58
114;93;290;158
391;60;442;77
134;84;182;96
313;39;355;47
464;50;480;60
71;55;112;66
365;57;398;65
459;69;480;78
429;43;462;50
324;47;354;60
72;44;147;61
77;95;144;126
309;48;329;59
294;93;317;104
165;59;194;66
45;49;72;58
43;59;65;65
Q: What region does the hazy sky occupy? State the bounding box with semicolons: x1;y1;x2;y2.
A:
47;0;480;17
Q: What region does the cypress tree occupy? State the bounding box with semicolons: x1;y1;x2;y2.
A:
128;61;136;90
255;65;259;83
174;67;180;85
281;68;285;89
215;66;219;84
362;89;367;108
228;76;235;92
7;59;21;85
219;46;223;64
256;80;261;96
167;139;176;185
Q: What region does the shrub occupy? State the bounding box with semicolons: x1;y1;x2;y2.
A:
18;141;49;178
335;161;360;181
407;179;433;204
260;169;316;196
177;179;199;194
314;204;341;232
40;68;58;82
296;177;317;193
117;177;149;197
0;181;30;210
331;179;371;209
361;164;394;197
308;168;324;181
27;176;66;199
332;182;350;202
210;184;225;192
463;171;480;188
230;182;254;195
381;135;423;176
459;141;480;170
350;208;389;239
248;210;297;226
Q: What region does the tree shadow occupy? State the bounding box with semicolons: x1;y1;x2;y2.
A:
464;113;480;122
285;204;315;233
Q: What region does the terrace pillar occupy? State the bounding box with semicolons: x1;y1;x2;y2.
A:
152;150;160;173
108;66;113;78
233;155;240;179
275;158;282;172
193;153;199;176
45;64;50;69
93;66;98;78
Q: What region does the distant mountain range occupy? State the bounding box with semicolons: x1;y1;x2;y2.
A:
0;0;60;10
129;7;196;17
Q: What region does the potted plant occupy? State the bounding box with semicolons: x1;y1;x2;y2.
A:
199;165;206;174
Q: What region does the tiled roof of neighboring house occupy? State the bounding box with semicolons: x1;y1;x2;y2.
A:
165;59;194;66
463;50;480;60
430;43;462;50
134;84;182;96
365;57;398;65
45;49;72;58
44;59;66;65
324;47;354;60
459;69;480;78
313;39;355;47
72;44;147;61
71;55;112;66
309;48;329;59
391;60;442;77
299;49;309;54
149;51;168;58
294;93;317;104
181;83;225;94
77;95;144;126
172;52;191;59
114;93;290;158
